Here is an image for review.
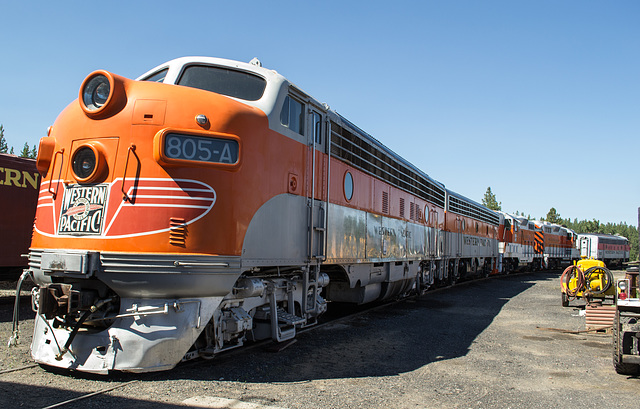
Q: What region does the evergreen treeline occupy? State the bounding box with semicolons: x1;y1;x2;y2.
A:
555;214;638;262
542;207;638;261
0;124;37;158
484;188;638;261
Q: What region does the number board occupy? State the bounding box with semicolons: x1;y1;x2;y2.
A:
164;133;239;164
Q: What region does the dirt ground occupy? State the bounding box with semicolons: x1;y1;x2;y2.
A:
1;271;639;408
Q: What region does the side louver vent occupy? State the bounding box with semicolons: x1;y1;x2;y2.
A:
382;191;389;214
170;217;188;247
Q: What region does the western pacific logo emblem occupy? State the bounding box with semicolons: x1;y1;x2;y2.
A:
57;184;108;235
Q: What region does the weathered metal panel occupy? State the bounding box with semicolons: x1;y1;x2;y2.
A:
242;194;307;265
366;212;382;260
382;217;406;259
326;205;366;261
406;222;426;259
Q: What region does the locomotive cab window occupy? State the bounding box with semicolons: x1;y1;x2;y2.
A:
142;68;169;83
280;95;305;134
312;111;322;144
177;65;266;101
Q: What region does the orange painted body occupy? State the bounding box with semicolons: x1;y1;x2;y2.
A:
33;79;305;257
328;157;445;231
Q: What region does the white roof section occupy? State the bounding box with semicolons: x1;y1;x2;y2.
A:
136;56;320;118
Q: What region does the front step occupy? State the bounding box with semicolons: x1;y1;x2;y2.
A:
268;291;305;342
270;307;305;342
276;309;306;326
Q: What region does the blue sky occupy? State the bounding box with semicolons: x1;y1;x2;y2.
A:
1;1;638;226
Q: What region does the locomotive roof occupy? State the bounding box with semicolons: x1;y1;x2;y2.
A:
446;189;499;226
329;111;445;191
578;232;628;241
140;57;445;190
141;57;507;215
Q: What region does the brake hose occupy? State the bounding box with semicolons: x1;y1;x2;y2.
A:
8;270;33;347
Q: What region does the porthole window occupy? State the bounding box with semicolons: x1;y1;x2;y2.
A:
424;206;430;224
344;171;353;201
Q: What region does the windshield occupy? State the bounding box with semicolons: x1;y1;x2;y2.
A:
176;65;266;101
142;68;168;83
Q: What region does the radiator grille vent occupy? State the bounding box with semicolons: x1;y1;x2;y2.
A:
382;191;389;214
170;217;187;247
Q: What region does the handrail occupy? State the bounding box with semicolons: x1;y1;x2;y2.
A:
47;148;65;199
121;144;137;202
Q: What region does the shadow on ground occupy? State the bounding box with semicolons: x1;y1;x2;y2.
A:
176;271;555;382
0;272;558;408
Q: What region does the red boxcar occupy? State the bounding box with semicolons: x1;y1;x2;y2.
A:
0;153;39;278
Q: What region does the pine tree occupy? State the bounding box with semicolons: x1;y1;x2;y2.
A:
481;187;502;211
545;207;563;224
20;142;30;158
0;124;7;153
29;144;37;159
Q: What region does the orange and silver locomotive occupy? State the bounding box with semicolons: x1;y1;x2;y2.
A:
24;57;500;373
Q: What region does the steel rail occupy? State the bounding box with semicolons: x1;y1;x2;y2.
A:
41;380;139;409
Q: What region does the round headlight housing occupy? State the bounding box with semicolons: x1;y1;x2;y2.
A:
618;280;628;292
82;75;111;111
71;144;107;183
79;70;125;118
81;73;112;113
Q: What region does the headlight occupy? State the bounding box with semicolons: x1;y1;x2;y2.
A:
618;280;628;292
78;70;126;118
82;75;111;111
72;147;96;179
71;144;107;182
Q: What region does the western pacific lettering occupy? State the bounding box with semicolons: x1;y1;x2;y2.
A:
62;185;107;210
58;185;108;235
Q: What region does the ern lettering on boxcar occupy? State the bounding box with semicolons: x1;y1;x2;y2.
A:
0;167;39;189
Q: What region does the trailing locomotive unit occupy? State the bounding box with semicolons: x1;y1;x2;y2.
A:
578;233;630;268
22;57;499;373
497;212;544;272
533;221;579;270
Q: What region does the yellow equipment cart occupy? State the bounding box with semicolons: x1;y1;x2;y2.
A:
561;258;614;307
